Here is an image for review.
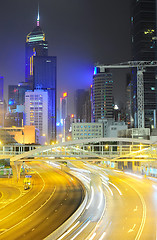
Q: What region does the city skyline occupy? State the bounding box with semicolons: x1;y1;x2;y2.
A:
0;0;131;112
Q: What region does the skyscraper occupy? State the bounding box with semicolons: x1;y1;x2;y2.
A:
25;90;48;143
25;10;48;87
131;0;157;128
92;67;113;122
25;9;56;141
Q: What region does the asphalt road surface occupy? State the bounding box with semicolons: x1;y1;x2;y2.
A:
57;162;157;240
0;161;84;240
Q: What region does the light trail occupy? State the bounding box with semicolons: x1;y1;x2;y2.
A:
125;172;143;179
70;220;91;240
89;232;96;240
86;186;94;209
102;180;113;196
98;186;103;209
99;232;106;240
153;185;157;190
57;221;80;240
109;181;122;195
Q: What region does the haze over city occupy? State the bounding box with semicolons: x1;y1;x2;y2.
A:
0;1;157;240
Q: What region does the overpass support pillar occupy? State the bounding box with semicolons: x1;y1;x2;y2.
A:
10;161;22;182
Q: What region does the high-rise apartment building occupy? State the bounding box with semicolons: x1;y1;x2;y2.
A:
92;67;113;122
25;90;48;142
25;10;56;141
131;0;157;128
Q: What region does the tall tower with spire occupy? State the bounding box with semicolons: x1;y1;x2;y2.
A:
25;8;57;142
25;7;48;86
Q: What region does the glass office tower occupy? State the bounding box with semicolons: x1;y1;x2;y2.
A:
25;12;56;141
131;0;157;128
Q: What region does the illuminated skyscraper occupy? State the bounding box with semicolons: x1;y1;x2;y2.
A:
92;67;113;122
25;8;48;87
131;0;157;128
25;90;48;142
25;8;56;141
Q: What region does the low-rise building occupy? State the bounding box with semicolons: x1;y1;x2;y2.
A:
72;122;103;140
0;126;39;144
72;119;128;140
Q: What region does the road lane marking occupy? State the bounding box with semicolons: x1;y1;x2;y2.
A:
0;170;45;222
121;180;146;240
0;186;56;236
128;224;136;233
0;185;25;210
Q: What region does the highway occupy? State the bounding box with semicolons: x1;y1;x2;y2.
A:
57;162;157;240
0;161;84;240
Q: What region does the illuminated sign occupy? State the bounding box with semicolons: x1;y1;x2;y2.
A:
63;92;67;98
71;114;74;118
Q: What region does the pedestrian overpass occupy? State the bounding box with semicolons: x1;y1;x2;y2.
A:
0;137;156;180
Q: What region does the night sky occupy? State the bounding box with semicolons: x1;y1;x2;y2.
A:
0;0;131;113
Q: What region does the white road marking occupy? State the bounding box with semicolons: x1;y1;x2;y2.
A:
134;206;138;212
128;224;136;233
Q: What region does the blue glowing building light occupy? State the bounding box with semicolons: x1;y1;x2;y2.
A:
94;67;97;75
56;122;60;127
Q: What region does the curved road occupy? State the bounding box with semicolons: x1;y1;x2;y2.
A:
58;162;157;240
0;161;84;240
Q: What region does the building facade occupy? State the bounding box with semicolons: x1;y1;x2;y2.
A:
92;67;113;122
25;90;48;142
25;11;56;141
131;0;157;128
72;122;104;140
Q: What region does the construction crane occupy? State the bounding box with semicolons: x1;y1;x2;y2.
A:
96;61;157;129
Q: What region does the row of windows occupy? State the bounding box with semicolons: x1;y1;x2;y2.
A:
73;125;102;128
73;133;102;136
